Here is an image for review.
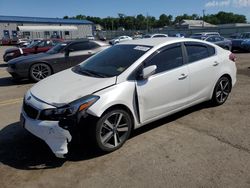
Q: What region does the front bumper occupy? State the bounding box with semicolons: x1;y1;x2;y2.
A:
3;54;15;62
7;65;28;79
21;111;72;158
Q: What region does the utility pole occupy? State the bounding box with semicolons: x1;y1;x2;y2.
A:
146;12;149;32
202;9;205;28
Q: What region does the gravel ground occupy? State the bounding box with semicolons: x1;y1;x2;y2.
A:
0;45;250;188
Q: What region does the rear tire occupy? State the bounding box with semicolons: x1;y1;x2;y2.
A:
211;76;231;106
93;109;132;152
29;63;52;82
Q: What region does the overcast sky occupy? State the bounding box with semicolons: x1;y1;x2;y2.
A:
0;0;250;21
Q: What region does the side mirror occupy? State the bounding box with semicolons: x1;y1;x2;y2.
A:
142;65;157;79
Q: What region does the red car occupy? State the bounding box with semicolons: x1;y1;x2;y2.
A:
3;39;63;62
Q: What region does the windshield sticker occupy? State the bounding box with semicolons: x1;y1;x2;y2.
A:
134;46;150;51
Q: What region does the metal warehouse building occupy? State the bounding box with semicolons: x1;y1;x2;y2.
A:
0;15;93;40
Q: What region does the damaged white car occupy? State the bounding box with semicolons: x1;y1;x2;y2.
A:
20;38;237;158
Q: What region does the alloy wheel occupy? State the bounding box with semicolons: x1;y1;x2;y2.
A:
99;112;130;149
30;63;51;82
215;78;230;104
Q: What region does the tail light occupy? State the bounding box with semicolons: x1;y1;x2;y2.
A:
229;53;236;62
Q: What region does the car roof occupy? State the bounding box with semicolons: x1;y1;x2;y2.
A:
61;39;108;46
151;33;167;35
192;32;219;35
119;37;197;47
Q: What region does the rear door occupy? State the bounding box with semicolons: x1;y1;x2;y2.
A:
136;43;190;123
184;42;219;103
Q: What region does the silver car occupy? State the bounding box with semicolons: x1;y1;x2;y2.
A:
20;38;237;158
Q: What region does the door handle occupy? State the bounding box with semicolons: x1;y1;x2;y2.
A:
88;51;93;54
178;73;188;80
213;61;219;66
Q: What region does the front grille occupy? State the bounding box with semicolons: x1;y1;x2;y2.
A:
23;101;39;119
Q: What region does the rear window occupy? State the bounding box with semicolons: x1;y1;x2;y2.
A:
185;42;215;63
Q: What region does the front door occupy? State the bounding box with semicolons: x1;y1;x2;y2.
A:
136;43;189;123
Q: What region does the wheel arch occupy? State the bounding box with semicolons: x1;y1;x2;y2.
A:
220;74;232;91
210;73;233;99
99;104;136;130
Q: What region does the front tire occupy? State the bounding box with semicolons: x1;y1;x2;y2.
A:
211;76;231;106
94;109;132;152
29;63;52;82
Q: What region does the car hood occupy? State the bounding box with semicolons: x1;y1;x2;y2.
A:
8;52;51;64
5;47;19;53
30;68;117;105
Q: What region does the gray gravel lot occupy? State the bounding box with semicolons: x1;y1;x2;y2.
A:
0;45;250;188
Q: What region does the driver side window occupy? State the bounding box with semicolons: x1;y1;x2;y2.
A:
67;42;89;51
144;43;183;74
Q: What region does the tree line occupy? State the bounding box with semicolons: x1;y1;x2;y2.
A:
63;11;246;30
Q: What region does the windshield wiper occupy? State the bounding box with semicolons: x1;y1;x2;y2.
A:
80;68;108;78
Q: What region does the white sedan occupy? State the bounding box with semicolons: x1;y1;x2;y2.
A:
109;35;133;45
21;38;236;158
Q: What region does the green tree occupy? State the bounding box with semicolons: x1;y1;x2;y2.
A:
204;11;246;24
157;14;172;27
74;14;86;20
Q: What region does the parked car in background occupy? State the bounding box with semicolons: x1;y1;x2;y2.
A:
170;33;185;38
1;36;12;45
190;32;220;40
240;39;250;52
86;35;95;40
96;32;107;41
3;39;62;62
231;32;250;52
20;38;236;158
143;33;168;38
17;38;31;47
230;33;241;39
205;36;232;51
7;40;110;82
109;36;133;45
132;34;143;40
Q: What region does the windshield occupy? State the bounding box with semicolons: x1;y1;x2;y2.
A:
26;41;40;48
75;44;152;77
240;33;250;39
46;43;67;54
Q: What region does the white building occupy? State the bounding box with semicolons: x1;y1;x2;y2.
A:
0;15;93;40
176;19;216;29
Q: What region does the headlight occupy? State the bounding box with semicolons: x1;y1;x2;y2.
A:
40;95;99;120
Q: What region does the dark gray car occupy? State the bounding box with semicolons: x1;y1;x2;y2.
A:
7;40;110;82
